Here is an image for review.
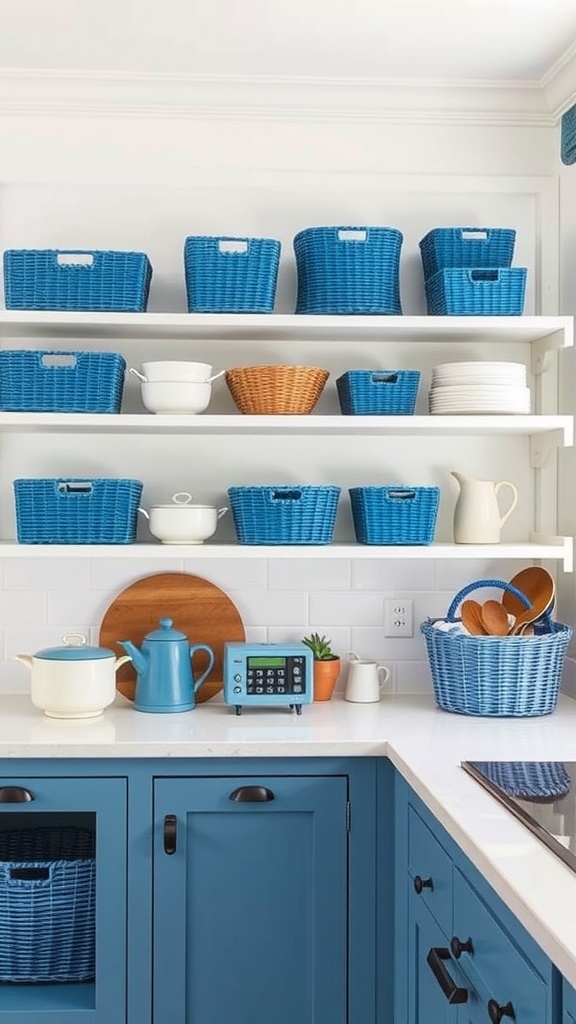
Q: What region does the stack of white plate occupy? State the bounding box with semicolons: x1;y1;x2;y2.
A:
429;361;530;415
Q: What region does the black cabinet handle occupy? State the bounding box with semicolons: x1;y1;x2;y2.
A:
426;947;468;1005
450;935;474;959
0;786;34;803
413;874;434;894
229;786;275;803
163;814;177;855
487;999;515;1023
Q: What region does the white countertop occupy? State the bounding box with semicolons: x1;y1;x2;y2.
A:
2;690;576;988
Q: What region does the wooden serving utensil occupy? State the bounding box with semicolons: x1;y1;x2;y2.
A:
461;599;488;636
502;567;555;620
480;600;510;636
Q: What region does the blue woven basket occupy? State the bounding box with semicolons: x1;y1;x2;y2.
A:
0;350;126;413
4;249;152;312
14;477;143;544
228;485;340;545
293;226;403;315
421;579;572;717
336;370;420;416
471;761;572;802
425;267;527;316
349;486;439;545
184;236;281;313
419;227;516;280
0;827;95;983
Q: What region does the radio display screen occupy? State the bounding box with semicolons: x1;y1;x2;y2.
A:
248;657;287;668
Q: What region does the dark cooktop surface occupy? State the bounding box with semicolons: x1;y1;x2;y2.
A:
462;761;576;873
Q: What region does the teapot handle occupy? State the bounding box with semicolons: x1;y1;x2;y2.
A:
189;644;215;690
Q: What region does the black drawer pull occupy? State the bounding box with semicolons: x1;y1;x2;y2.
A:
163;814;177;855
487;999;515;1023
426;947;468;1004
450;935;474;958
229;786;275;803
0;786;34;803
413;874;433;894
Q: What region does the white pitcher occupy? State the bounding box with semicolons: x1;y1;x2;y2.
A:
451;470;518;544
345;652;391;703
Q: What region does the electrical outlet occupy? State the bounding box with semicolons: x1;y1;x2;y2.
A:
384;599;414;637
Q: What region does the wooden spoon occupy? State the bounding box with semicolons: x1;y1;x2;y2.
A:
461;599;488;636
480;600;510;636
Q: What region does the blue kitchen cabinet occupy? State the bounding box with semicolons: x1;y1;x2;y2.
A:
563;979;576;1024
152;774;348;1024
392;768;558;1024
0;771;127;1024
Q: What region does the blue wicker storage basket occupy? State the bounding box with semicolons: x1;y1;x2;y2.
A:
4;249;152;312
0;826;95;982
419;227;516;280
0;350;126;413
425;267;527;316
349;486;440;545
228;485;341;545
336;370;420;416
293;226;403;315
184;236;281;313
14;477;143;544
470;761;572;802
421;580;572;717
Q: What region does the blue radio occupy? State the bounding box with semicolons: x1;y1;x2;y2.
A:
223;642;313;715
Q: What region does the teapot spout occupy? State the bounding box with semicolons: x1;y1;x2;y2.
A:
118;641;148;675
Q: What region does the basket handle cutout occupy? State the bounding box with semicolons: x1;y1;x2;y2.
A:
446;579;530;623
371;373;398;384
271;489;302;502
460;230;489;241
40;353;78;369
9;867;50;882
469;269;500;283
218;240;248;255
385;489;416;501
58;482;94;496
56;252;95;267
337;229;367;243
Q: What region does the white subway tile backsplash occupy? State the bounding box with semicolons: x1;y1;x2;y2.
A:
0;667;28;695
351;559;434;591
46;590;111;628
0;590;45;628
183;559;267;590
395;660;434;694
433;558;523;593
268;559;350;591
309;591;384;626
231;590;307;627
5;558;91;591
89;557;184;591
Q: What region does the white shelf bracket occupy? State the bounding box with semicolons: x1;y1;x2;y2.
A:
531;331;566;376
529;429;568;468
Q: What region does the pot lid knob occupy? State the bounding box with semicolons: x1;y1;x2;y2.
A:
145;618;189;642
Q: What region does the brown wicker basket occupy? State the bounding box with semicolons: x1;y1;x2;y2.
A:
225;365;329;415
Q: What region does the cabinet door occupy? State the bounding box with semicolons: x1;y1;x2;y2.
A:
565;979;576;1024
153;774;347;1024
0;774;126;1024
408;894;469;1024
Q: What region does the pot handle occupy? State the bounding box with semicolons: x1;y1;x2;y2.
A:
114;655;133;672
217;507;228;519
138;507;150;520
129;367;148;383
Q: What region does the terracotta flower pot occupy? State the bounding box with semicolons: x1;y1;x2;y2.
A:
313;657;341;701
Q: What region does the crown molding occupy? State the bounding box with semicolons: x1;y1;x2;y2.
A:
0;68;556;125
541;40;576;117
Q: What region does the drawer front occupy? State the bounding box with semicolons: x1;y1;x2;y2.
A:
453;869;548;1024
408;805;453;936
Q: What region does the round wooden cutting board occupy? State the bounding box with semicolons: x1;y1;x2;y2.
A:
99;572;246;704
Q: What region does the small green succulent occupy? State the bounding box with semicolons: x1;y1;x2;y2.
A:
301;632;337;661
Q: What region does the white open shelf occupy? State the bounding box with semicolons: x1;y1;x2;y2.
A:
0;412;571;442
0;537;572;569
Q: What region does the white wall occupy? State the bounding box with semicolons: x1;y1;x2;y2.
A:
0;106;565;699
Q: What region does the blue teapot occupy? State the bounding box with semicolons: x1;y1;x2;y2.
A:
119;618;215;713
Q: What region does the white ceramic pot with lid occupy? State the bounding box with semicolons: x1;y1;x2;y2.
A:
14;634;132;719
139;492;228;544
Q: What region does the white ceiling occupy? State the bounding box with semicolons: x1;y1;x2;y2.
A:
0;0;575;82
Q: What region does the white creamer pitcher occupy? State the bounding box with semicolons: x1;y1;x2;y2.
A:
451;470;518;544
345;652;390;703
